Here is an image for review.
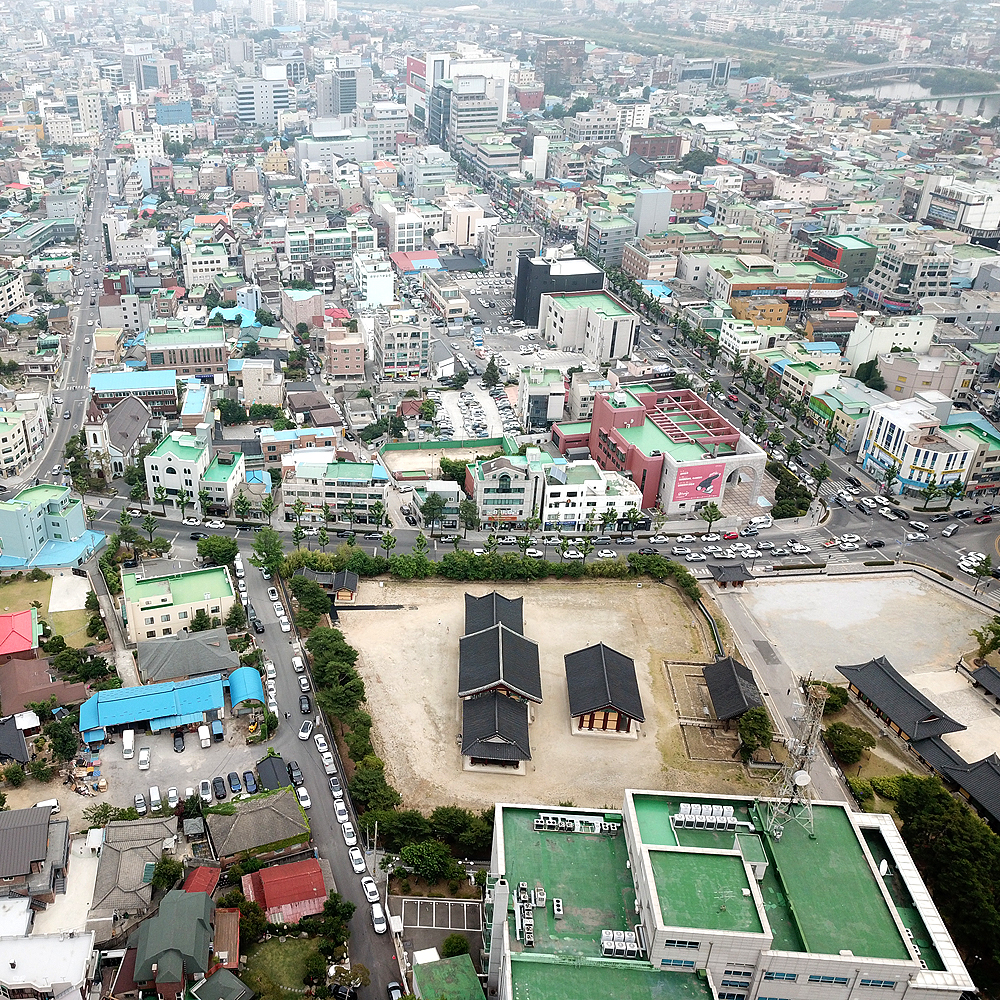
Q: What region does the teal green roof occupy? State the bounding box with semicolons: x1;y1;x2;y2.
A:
123;566;233;607
203;453;244;483
149;432;207;462
549;291;631;318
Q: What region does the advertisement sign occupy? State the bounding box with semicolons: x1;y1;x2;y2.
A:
672;461;726;503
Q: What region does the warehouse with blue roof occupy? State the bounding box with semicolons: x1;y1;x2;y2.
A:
89;368;179;416
78;667;264;744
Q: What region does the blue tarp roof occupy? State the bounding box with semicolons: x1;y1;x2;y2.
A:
227;665;266;709
90;369;176;392
79;674;225;741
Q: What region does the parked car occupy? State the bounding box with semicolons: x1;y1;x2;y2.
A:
335;799;350;824
361;875;379;902
975;514;994;524
227;771;242;793
314;732;329;753
199;779;212;804
349;846;366;874
296;786;312;809
166;787;179;809
138;747;150;770
300;694;312;714
342;821;357;846
172;730;185;753
298;720;313;740
329;775;344;799
242;771;258;794
287;760;304;786
212;776;227;800
134;793;147;815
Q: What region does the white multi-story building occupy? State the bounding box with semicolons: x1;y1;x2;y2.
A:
235;77;290;128
353;250;395;309
844;313;936;371
538;289;638;364
279;449;390;523
718;318;763;361
383;205;424;252
859;391;971;494
353;101;408;154
119;126;165;158
0;271;27;314
144;425;246;513
372;306;433;379
182;243;230;287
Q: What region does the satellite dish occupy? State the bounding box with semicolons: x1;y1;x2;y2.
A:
879;859;889;876
792;770;811;787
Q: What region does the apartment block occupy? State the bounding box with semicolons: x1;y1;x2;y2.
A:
0;270;27;315
877;346;976;403
121;566;236;642
182;243;230;287
539;290;638;364
480;223;542;275
145;324;228;376
279;450;389;523
373;306;433;379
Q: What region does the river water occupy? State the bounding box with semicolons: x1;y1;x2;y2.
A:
846;80;1000;118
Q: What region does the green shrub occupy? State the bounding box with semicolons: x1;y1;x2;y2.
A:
848;777;873;801
870;775;902;800
821;683;849;714
4;763;25;787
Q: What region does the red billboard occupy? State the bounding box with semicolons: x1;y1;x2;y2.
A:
672;462;726;503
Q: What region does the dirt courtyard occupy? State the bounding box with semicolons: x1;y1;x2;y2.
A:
379;444;501;478
340;579;718;810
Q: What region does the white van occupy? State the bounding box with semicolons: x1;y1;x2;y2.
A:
748;516;773;530
148;785;162;812
33;798;60;814
234;557;245;579
198;724;211;748
122;729;135;759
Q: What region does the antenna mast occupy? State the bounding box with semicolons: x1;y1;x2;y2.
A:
764;683;828;841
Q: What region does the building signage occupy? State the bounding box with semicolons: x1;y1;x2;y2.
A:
672;461;726;502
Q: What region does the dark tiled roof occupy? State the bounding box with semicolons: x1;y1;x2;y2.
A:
461;693;531;762
838;655;966;740
332;570;359;592
971;663;1000;699
703;657;763;722
708;563;756;583
941;754;1000;826
458;624;541;702
564;642;644;721
138;629;238;683
464;591;523;635
910;736;966;772
0;715;29;764
134;890;214;984
0;807;50;878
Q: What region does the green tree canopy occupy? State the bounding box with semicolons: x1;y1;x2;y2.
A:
737;706;773;762
197;535;239;566
823;722;876;765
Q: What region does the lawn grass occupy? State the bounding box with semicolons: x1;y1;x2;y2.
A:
0;577;52;616
247;936;319;990
49;608;91;646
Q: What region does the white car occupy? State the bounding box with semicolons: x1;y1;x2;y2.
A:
313;732;329;754
342;821;357;846
266;679;276;696
265;661;276;680
524;548;543;558
273;602;285;617
335;799;349;824
563;549;584;560
361;875;379;902
204;519;226;529
685;552;707;562
840;534;862;544
910;521;930;532
279;617;291;633
349;847;367;874
267;587;279;602
166;786;179;809
838;542;860;552
138;747;150;770
906;532;929;541
671;546;691;556
321;751;337;774
596;549;617;559
649;534;670;543
296;786;312;809
238;579;247;593
677;534;699;543
879;508;898;520
182;517;201;526
298;720;313;740
701;533;721;542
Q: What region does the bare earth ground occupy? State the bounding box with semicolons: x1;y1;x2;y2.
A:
739;576;999;764
341;579;765;812
379;445;501;478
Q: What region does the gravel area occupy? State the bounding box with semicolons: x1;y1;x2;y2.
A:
340;579;710;810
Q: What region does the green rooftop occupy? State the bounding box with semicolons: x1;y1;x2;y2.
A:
551;291;631;318
762;803;910;959
202;453;244;483
500;807;636;958
555;420;593;435
146;327;226;347
650;850;763;934
0;484;73;510
510;955;714;1000
411;954;482;1000
942;417;1000;451
149;432;207;463
123;566;233;607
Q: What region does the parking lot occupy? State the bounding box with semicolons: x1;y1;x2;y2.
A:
435;383;514;439
98;721;264;815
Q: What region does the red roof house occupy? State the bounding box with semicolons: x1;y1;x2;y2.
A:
184;866;221;895
242;858;328;923
0;609;41;658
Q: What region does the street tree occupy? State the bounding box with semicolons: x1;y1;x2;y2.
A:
813;461;832;497
753;415;768;440
176;489;191;518
699;502;723;533
943;479;964;510
368;500;386;529
381;532;397;560
197;535;238;566
579;537;595;564
141;513;158;542
130;483;147;511
153;485;168;514
198;488;211;516
318;527;329;552
292;498;307;523
413;533;429;557
823;722;876;766
919;476;942;510
737;707;773;763
233;491;252;524
292;524;305;550
824;423;839;454
623;507;642;536
420;492;446;537
260;494;276;526
458;498;480;536
786;438;802;462
880;462;901;497
790;398;808;429
483;355;501;388
250;527;285;577
767;430;783;454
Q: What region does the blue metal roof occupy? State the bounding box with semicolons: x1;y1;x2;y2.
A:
79;674;225;741
227;666;266;709
89;369;177;392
